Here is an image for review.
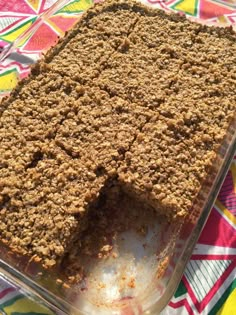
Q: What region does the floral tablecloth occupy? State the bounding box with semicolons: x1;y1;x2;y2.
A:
0;0;235;314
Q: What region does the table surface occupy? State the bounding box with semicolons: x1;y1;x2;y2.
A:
0;0;235;314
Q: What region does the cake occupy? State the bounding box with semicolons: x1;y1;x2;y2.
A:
0;0;235;275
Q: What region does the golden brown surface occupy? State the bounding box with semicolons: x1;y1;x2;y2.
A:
0;0;235;269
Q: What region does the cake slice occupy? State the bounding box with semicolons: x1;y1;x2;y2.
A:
118;95;234;218
54;87;149;176
95;4;236;110
0;145;107;268
43;3;140;84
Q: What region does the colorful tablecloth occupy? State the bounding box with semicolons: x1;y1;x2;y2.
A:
0;0;235;314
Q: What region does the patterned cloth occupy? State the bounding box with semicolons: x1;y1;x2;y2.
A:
0;0;235;314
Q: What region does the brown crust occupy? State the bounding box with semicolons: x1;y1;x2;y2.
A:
0;0;235;270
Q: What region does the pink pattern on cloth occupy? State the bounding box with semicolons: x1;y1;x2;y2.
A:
218;171;236;215
195;208;236;253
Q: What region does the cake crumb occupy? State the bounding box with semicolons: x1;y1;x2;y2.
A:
98;282;106;289
127;277;136;289
56;278;63;285
62;283;71;289
112;252;118;259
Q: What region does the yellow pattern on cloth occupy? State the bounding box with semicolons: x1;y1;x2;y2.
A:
3;296;54;315
217;289;236;315
0;69;19;92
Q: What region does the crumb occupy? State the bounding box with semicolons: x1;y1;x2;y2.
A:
112;252;118;258
100;244;113;252
127;277;136;288
62;283;71;289
98;282;106;289
56;278;63;285
68;276;76;282
156;257;170;279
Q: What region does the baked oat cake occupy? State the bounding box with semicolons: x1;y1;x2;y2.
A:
0;0;235;276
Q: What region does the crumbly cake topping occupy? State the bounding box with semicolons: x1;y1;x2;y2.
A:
0;0;235;268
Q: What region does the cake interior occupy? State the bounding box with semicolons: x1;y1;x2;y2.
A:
59;177;177;292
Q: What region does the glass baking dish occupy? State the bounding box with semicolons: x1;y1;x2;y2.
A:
0;1;236;314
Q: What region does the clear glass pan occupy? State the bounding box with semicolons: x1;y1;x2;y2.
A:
0;1;235;314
